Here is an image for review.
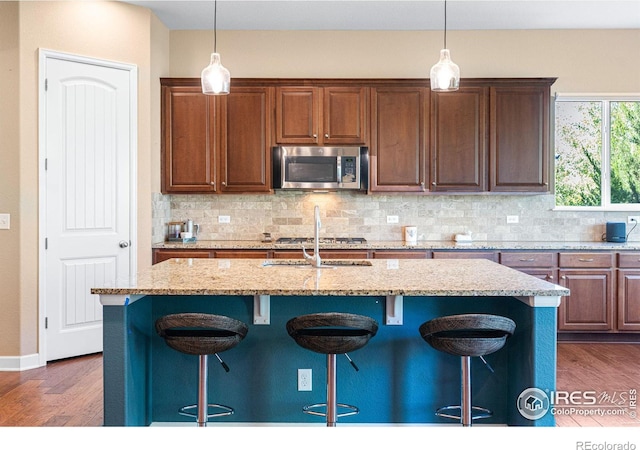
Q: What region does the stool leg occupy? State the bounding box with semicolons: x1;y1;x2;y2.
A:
198;354;208;427
461;356;471;427
326;353;337;427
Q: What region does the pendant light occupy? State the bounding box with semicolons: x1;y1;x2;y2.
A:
430;0;460;92
201;0;230;95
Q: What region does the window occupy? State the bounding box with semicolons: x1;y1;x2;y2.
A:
554;95;640;210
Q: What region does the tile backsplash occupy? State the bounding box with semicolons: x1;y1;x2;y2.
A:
152;192;639;244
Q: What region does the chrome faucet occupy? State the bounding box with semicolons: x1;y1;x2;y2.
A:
302;205;322;268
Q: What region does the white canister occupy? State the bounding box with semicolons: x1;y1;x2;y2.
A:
403;226;418;244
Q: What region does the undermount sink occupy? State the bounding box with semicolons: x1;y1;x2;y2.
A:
261;259;372;268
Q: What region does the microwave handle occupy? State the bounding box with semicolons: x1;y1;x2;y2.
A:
272;147;283;189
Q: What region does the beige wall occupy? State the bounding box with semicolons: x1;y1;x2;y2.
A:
170;29;640;93
0;1;167;360
0;1;22;357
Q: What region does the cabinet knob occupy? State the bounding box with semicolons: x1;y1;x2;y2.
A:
431;182;436;186
222;181;226;186
313;134;318;138
547;275;554;281
324;133;329;138
210;182;215;186
561;275;566;280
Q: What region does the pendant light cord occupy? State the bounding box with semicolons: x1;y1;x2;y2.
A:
444;0;447;49
213;0;218;53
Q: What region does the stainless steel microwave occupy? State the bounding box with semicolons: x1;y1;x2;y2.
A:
272;146;368;191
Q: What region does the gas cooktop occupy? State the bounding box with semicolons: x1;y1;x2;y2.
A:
276;237;367;245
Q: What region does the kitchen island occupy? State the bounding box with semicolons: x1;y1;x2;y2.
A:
93;258;569;427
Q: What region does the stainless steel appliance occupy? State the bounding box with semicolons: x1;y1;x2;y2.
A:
272;146;368;191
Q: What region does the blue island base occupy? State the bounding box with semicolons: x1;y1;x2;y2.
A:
102;294;557;427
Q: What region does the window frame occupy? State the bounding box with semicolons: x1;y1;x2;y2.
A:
554;93;640;212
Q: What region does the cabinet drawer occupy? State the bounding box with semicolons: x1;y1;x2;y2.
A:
559;253;614;268
500;252;557;268
153;249;212;264
214;250;270;259
618;253;640;268
432;251;498;262
373;250;430;259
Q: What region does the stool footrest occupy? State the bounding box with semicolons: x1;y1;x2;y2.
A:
179;403;234;420
303;402;359;419
436;405;492;421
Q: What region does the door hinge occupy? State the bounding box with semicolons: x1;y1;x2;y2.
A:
45;78;48;91
45;237;48;250
45;158;48;170
45;317;48;329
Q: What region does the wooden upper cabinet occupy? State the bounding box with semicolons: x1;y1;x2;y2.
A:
370;86;429;192
219;86;274;193
161;79;273;194
275;86;368;145
161;85;217;193
430;87;488;192
489;82;552;192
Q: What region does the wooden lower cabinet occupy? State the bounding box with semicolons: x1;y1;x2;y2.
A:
432;250;499;262
558;253;615;332
272;250;369;259
214;250;270;259
153;249;213;264
617;253;640;331
372;250;430;259
500;251;557;283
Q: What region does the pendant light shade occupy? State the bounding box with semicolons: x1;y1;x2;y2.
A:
201;52;230;95
201;0;230;95
430;49;460;91
430;1;460;92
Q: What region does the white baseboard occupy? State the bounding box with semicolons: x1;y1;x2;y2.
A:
0;353;43;371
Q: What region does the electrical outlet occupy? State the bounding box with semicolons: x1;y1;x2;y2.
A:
387;215;399;224
506;215;519;224
628;216;640;224
218;215;231;224
0;214;9;230
298;368;312;391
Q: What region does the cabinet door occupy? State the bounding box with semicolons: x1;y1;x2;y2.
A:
558;269;614;331
323;87;368;145
275;87;320;144
618;270;640;331
220;87;274;193
161;86;217;193
617;254;640;336
431;87;488;192
370;87;429;192
489;85;550;192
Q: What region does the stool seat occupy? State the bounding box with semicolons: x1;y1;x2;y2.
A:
419;313;515;427
155;313;248;427
287;312;378;355
419;313;515;357
156;313;248;355
286;312;378;427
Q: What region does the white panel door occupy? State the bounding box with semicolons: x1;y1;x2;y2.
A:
43;56;133;361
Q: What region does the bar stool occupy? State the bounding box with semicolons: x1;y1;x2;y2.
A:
286;312;378;427
155;313;248;427
419;313;515;427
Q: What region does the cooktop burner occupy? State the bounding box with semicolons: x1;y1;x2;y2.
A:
276;237;367;245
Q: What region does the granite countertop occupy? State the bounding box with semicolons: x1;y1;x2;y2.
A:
92;258;569;299
153;239;640;251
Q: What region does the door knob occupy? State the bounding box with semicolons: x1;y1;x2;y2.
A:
119;240;129;248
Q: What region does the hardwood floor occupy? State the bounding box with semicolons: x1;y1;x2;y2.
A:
0;343;638;427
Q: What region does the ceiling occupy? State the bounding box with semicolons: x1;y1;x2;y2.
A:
121;0;640;31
